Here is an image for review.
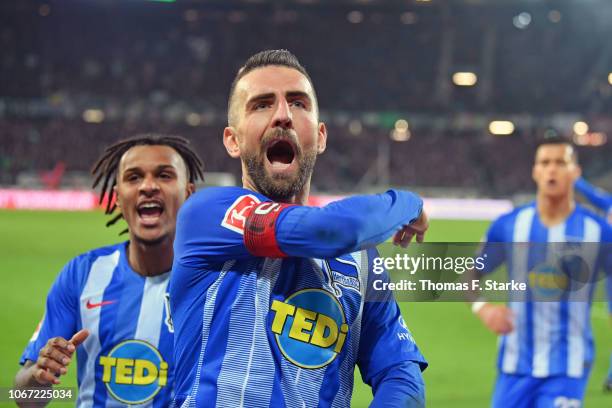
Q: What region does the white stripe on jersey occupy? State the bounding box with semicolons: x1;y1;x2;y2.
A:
332;250;368;408
216;259;280;408
567;301;588;378
239;262;273;407
77;250;120;408
351;250;368;300
503;206;534;374
135;273;170;347
567;217;601;377
104;273;170;408
532;223;564;377
186;261;234;408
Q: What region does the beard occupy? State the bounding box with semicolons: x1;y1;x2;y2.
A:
243;129;317;202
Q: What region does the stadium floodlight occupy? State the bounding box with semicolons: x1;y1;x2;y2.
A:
608;73;612;85
394;119;409;132
82;109;105;124
347;11;364;24
186;113;201;127
452;72;478;87
391;119;411;141
573;121;589;136
488;121;514;135
513;12;531;30
391;129;410;141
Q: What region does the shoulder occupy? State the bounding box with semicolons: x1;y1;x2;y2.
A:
486;203;534;241
500;202;535;224
72;242;123;267
180;186;275;231
61;242;123;281
47;242;123;301
576;204;607;224
575;204;612;242
184;186;269;208
179;187;268;221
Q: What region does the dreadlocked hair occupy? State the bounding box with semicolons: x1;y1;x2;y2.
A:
91;133;204;231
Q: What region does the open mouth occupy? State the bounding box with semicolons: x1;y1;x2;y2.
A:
137;201;164;223
547;179;557;187
266;139;296;169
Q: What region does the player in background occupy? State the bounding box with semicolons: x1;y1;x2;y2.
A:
170;50;428;408
470;137;612;407
575;177;612;391
14;135;204;407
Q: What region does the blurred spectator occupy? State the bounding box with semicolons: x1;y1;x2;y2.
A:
1;118;610;196
1;1;611;195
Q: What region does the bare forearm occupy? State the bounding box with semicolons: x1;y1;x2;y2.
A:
14;363;51;408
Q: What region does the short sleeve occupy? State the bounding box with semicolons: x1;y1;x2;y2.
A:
20;259;80;365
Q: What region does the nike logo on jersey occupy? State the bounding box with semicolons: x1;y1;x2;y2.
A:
86;299;117;309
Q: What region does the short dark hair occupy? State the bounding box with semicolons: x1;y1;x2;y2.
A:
227;49;317;125
535;135;578;162
91;133;205;230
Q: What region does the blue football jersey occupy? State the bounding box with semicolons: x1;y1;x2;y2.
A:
575;177;612;216
20;242;175;407
480;203;612;378
170;186;427;407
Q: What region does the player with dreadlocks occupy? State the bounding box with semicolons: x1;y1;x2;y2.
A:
15;134;203;407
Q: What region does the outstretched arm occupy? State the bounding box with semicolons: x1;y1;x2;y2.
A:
575;177;612;213
246;189;426;259
175;187;426;265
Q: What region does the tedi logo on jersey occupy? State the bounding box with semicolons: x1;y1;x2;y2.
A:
99;340;168;404
270;289;348;369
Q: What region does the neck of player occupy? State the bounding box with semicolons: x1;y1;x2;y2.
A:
289;183;310;206
243;177;311;206
127;237;173;277
537;191;575;227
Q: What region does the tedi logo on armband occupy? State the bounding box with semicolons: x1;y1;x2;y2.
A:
270;289;349;369
99;340;168;404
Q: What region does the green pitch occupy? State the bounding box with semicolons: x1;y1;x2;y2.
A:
0;212;609;407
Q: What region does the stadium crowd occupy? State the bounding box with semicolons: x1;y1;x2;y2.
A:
1;0;611;195
1;118;611;196
2;0;612;113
